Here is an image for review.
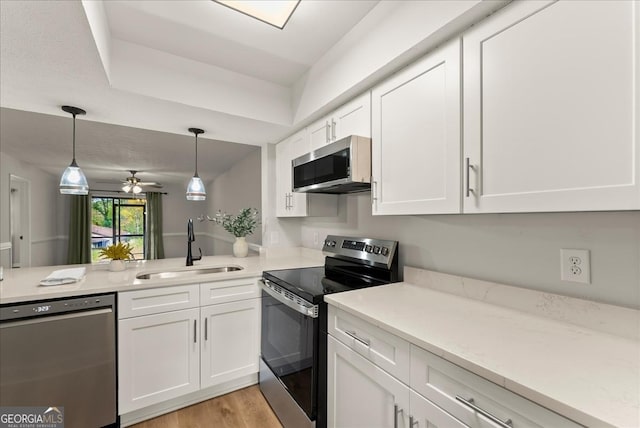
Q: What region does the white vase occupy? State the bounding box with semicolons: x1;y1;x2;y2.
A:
233;237;249;258
109;259;126;272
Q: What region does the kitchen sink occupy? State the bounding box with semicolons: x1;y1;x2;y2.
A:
136;266;244;280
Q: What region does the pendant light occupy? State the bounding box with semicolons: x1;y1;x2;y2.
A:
59;106;89;195
186;127;206;201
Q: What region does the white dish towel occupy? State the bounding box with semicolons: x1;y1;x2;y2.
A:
40;267;87;286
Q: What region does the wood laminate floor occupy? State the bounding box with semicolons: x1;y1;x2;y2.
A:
129;385;283;428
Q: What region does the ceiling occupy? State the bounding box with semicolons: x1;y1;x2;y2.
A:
0;108;258;187
0;0;379;185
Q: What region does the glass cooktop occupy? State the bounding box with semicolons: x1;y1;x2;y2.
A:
262;265;388;304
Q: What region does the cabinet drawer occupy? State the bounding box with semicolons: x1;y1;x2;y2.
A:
410;345;582;428
118;284;200;319
328;306;410;384
200;277;260;306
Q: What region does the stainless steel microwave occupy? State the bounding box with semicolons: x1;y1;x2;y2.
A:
292;135;371;194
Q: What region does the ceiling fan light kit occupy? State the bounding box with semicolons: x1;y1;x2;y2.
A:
59;105;89;195
121;170;159;194
186;127;206;201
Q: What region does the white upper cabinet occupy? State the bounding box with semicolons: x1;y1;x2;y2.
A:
463;0;640;213
371;39;462;215
309;92;371;151
275;129;337;218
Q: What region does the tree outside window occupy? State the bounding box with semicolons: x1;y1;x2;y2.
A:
91;197;146;262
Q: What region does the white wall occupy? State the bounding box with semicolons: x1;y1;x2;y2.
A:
0;152;66;267
159;181;212;259
207;148;262;255
298;194;640;309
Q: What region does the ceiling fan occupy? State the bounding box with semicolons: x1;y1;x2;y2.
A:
121;170;163;194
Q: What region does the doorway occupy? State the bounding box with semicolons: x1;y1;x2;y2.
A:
9;175;31;268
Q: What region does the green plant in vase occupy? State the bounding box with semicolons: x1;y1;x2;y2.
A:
209;208;259;257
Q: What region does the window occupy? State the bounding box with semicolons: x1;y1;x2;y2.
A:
91;197;146;262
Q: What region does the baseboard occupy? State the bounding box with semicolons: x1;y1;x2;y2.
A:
119;373;258;427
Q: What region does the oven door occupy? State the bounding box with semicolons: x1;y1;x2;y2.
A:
260;280;318;420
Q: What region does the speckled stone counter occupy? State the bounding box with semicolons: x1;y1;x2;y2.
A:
325;267;640;428
0;248;324;305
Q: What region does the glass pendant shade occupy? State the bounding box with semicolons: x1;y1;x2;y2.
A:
186;176;206;201
59;106;89;195
186;127;206;201
60;161;89;195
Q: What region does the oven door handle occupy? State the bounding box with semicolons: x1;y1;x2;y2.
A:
259;279;319;318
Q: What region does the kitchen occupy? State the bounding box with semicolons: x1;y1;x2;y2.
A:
1;1;639;428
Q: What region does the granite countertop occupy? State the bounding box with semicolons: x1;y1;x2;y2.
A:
325;271;640;428
0;248;324;305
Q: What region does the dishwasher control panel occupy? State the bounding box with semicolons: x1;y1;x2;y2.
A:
0;294;115;321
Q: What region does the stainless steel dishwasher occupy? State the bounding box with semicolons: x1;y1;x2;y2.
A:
0;293;117;427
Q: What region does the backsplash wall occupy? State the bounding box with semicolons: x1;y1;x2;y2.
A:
300;193;640;309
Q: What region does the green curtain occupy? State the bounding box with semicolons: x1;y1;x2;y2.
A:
145;192;165;259
67;194;91;264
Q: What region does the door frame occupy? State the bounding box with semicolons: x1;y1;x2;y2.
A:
9;174;31;268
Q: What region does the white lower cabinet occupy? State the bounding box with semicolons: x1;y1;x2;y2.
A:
328;335;462;428
118;307;200;414
327;306;583;428
200;298;260;388
328;335;409;428
118;278;261;416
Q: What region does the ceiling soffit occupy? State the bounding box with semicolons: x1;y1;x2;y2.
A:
83;1;380;130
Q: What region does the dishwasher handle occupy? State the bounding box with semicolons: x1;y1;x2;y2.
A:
0;308;113;329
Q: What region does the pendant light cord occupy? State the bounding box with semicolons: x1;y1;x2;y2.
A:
194;133;199;177
71;112;77;163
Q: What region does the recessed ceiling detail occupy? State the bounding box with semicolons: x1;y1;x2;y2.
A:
213;0;300;29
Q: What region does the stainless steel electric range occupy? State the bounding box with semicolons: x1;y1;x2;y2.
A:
259;235;399;428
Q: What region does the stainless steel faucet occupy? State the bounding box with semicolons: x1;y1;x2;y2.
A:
186;218;202;266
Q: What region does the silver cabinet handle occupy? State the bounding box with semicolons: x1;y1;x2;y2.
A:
409;415;418;427
205;317;208;341
465;157;475;197
288;193;293;209
325;121;330;143
331;118;336;140
345;329;370;347
394;404;403;428
455;396;513;428
372;180;378;206
193;319;197;344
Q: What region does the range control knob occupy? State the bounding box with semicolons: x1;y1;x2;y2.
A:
365;245;373;253
381;247;389;256
373;246;381;255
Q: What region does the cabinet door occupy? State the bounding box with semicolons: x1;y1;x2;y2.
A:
200;298;260;388
118;308;200;414
327;335;410;428
275;139;292;217
463;0;640;213
276;129;310;217
410;390;469;428
371;38;461;215
309;116;331;151
288;129;311;217
333;92;371;140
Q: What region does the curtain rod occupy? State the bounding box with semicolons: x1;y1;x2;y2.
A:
90;189;168;195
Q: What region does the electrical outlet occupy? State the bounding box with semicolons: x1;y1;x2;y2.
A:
560;249;590;284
